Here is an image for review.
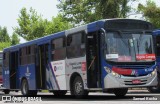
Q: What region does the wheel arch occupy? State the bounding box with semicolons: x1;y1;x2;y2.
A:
20;77;28;86
69;72;82;90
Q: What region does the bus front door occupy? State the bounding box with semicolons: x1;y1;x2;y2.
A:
36;44;49;89
9;51;18;89
86;32;101;88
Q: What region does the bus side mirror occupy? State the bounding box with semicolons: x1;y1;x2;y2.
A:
100;28;106;46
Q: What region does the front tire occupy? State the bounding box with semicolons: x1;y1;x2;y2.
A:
113;88;128;97
147;86;160;93
70;76;88;98
148;71;160;93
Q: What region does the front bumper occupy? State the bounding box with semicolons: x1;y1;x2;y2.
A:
104;72;157;88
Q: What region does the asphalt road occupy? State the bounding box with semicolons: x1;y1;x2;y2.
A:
0;90;160;104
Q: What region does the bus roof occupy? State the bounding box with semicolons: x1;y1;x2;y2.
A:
3;19;152;52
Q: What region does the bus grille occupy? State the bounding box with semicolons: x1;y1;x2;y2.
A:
122;74;149;77
124;79;147;85
115;64;152;69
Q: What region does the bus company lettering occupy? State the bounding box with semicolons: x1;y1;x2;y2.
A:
136;54;155;60
145;68;153;72
52;62;63;65
69;62;86;71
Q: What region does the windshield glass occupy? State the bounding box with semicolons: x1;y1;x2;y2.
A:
104;31;155;62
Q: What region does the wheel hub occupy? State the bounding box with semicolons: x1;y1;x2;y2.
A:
75;82;82;94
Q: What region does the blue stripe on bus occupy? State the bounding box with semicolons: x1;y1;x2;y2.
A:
49;63;60;90
49;79;53;89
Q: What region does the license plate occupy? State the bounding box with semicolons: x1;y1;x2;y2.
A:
132;79;141;84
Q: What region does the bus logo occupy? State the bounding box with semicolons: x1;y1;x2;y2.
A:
25;67;31;76
131;70;139;76
54;66;57;71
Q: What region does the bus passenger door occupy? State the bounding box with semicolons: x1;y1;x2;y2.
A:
86;32;101;88
9;51;18;89
36;44;49;89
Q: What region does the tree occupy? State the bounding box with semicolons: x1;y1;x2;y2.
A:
14;7;72;41
57;0;136;24
138;0;160;28
11;32;20;45
0;26;11;42
0;42;11;51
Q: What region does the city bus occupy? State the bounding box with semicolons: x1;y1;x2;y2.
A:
149;29;160;93
2;19;157;97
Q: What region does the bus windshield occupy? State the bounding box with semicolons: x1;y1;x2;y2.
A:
105;31;155;62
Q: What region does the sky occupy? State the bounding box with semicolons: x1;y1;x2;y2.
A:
0;0;59;42
0;0;159;43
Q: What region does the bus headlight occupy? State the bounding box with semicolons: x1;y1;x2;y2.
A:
151;68;157;76
104;66;121;78
112;71;121;78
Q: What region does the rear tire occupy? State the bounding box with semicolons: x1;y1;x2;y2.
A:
113;88;128;97
21;79;37;96
70;76;88;98
21;79;29;96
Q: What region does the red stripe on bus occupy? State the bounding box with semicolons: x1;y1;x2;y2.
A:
112;67;132;75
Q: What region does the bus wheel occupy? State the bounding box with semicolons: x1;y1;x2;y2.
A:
147;86;160;93
3;90;10;94
71;76;88;98
113;88;128;97
21;79;30;96
53;90;67;96
148;72;160;93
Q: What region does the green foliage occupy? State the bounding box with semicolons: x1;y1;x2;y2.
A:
57;0;136;24
0;42;11;51
11;32;20;45
0;26;11;42
138;0;160;28
14;7;73;41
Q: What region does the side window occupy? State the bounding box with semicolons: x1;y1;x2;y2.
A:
3;52;9;68
52;37;66;61
27;45;35;64
27;46;31;64
67;32;86;58
30;45;35;64
20;45;35;65
20;47;27;65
